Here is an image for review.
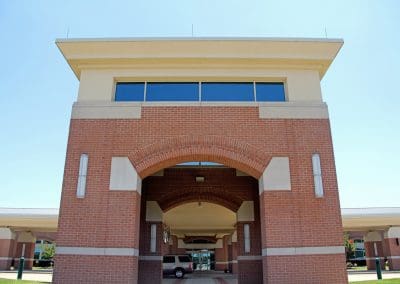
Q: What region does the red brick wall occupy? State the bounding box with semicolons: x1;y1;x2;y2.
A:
0;239;15;269
384;238;400;269
53;255;138;284
55;106;345;283
238;259;263;284
215;236;229;271
138;260;162;284
365;241;385;270
264;254;347;284
14;242;35;270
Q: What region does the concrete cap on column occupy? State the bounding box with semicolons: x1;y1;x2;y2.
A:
364;231;382;242
146;201;163;222
17;231;36;243
0;228;16;240
237;201;254;222
384;227;400;239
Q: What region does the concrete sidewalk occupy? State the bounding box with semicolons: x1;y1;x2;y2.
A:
0;270;52;283
1;269;400;283
348;270;400;282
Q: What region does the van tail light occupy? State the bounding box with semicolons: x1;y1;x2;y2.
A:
189;262;193;270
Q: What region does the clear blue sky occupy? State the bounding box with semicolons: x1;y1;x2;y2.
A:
0;0;399;209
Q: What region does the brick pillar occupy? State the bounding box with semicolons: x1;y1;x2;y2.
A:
168;235;186;255
215;235;229;271
236;222;262;284
138;201;164;284
384;227;400;270
364;231;385;270
0;228;16;270
236;201;262;284
13;232;36;270
53;154;142;284
231;231;238;274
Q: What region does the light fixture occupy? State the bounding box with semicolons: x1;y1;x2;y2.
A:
195;176;205;183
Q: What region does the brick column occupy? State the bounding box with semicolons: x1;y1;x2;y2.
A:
0;228;16;270
13;232;36;270
384;227;400;270
138;201;164;284
168;235;186;255
364;231;385;270
235;201;262;284
215;235;229;271
231;232;238;274
259;154;347;284
53;154;142;284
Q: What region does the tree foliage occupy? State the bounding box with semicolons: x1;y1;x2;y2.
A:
344;232;355;260
41;243;55;260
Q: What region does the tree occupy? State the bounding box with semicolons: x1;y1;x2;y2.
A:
40;243;55;260
344;232;355;260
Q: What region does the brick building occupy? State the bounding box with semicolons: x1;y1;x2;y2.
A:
52;38;347;283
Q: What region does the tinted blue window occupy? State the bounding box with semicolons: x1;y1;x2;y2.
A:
256;83;285;102
201;83;254;101
115;83;144;101
146;83;199;101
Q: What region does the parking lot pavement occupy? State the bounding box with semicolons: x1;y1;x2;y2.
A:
163;271;238;284
0;270;52;282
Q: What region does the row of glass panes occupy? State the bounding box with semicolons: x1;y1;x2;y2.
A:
115;82;285;102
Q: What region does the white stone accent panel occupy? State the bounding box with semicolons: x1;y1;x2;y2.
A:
109;157;141;193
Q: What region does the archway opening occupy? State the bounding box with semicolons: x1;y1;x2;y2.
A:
138;161;262;282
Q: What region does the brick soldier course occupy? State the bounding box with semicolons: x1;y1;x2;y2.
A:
52;38;348;283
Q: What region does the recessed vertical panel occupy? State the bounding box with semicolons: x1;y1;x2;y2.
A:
150;224;157;253
76;153;88;198
312;153;324;198
244;224;250;253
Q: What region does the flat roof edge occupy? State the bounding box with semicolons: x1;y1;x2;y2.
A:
55;37;344;44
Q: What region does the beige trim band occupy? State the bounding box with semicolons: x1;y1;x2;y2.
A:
0;257;12;260
71;101;329;120
56;246;139;256
237;255;262;260
263;246;344;256
139;255;163;261
388;256;400;259
72;102;141;119
13;258;35;262
215;261;229;264
365;257;385;260
259;102;329;119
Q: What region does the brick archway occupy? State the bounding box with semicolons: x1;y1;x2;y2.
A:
130;135;268;179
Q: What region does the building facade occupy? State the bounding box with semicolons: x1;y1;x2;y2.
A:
53;38;347;283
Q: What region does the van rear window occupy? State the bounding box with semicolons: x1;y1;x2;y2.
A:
163;256;175;263
178;256;191;262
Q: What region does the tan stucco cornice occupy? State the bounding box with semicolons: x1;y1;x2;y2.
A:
56;37;343;79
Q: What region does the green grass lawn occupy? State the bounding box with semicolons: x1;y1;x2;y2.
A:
0;279;46;284
350;279;400;284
